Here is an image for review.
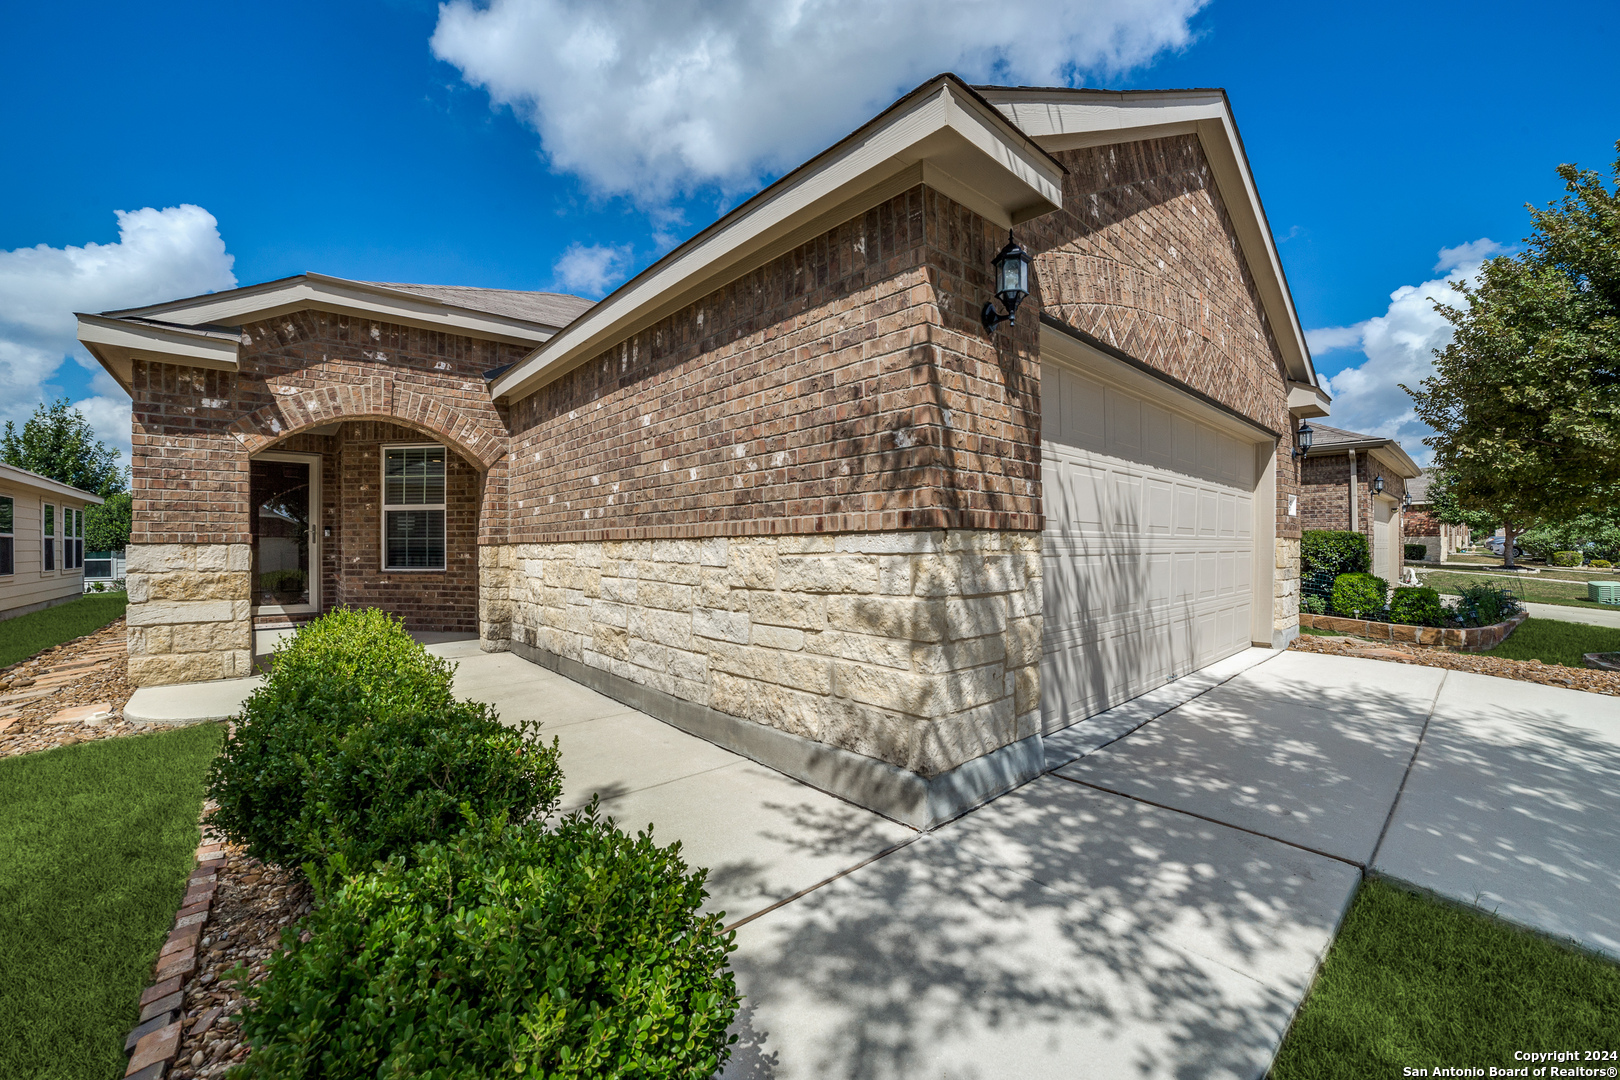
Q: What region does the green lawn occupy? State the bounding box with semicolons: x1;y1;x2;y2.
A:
0;724;222;1080
1417;569;1619;611
0;593;127;669
1482;617;1620;668
1271;879;1620;1078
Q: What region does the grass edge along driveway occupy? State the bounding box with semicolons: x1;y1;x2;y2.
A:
1270;878;1620;1078
0;723;222;1080
0;592;128;669
1417;569;1618;612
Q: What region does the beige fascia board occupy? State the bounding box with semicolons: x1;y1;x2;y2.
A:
101;274;561;346
1287;381;1332;418
980;87;1319;390
76;313;241;378
0;463;105;504
491;77;1064;404
1307;440;1422;478
1040;320;1276;444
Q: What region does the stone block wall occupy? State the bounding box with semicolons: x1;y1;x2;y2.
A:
480;530;1041;777
1274;537;1300;644
126;544;253;685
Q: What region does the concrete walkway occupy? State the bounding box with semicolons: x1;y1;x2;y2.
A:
122;636;1620;1077
1522;600;1620;628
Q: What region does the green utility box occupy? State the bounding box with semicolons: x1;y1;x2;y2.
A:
1590;581;1620;605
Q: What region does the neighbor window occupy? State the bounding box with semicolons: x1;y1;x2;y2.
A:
71;508;84;570
382;446;447;570
0;496;12;575
43;503;55;571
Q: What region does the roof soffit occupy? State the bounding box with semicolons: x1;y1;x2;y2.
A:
976;87;1319;391
490;75;1066;403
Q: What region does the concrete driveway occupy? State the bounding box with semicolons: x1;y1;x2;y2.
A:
164;636;1615;1078
1522;600;1620;628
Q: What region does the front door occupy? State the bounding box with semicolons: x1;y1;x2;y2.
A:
250;454;319;614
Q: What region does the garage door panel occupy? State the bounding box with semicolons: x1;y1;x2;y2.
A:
1041;363;1260;733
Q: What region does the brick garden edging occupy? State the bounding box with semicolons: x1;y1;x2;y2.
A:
122;809;226;1080
1300;610;1527;651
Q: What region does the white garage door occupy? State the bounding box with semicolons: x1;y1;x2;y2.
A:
1041;358;1259;732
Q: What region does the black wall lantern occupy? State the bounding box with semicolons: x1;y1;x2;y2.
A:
1403;491;1412;511
1373;474;1386;495
1292;420;1314;459
981;231;1032;334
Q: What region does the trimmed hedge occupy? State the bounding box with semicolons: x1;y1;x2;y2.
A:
234;811;741;1079
1303;531;1371;577
1404;543;1428;561
1389;586;1446;627
1593;559;1614;569
1551;550;1583;567
1331;573;1388;619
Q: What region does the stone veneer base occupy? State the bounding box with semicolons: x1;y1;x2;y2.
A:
506;639;1045;831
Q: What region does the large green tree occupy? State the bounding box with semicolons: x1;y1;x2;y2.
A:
85;492;132;553
1406;141;1620;567
1;398;128;497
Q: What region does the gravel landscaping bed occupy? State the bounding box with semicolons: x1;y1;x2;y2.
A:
0;618;138;758
166;842;312;1079
1289;634;1620;695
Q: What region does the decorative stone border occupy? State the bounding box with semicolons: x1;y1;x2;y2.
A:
122;811;226;1079
1585;652;1620;672
1300;610;1527;652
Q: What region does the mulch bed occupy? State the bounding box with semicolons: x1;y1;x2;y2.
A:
1290;634;1620;696
0;618;139;758
165;844;311;1079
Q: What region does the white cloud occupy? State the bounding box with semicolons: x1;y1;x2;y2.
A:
1308;242;1504;466
432;0;1207;205
551;242;635;296
0;205;236;468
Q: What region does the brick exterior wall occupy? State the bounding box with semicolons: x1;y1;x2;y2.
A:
1300;450;1410;578
505;185;1041;543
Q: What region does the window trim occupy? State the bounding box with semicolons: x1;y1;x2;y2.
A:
42;501;57;574
380;443;449;573
251;451;322;615
0;494;12;577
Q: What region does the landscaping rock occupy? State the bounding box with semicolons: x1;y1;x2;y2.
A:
0;620;138;759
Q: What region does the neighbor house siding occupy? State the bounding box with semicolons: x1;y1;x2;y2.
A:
0;484;93;620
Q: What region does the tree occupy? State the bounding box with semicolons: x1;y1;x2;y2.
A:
1406;141;1620;568
1;398;128;497
85;491;132;553
1425;468;1499;536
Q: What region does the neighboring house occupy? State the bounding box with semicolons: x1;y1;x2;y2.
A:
1300;424;1421;583
1402;471;1470;562
0;463;103;620
78;75;1331;827
84;549;127;589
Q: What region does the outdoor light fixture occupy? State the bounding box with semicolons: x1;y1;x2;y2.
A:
1292;421;1314;458
1373;474;1386;495
1403;492;1412;511
981;231;1032;334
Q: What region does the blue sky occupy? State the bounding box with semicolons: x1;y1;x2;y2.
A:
3;0;1616;465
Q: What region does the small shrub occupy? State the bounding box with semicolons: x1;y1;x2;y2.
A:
1301;594;1327;616
1331;573;1388;619
1302;530;1371;577
207;609;461;867
1389;586;1446;627
235;810;741;1080
294;701;562;873
1593;559;1614;569
1551;550;1583;567
1454;581;1520;628
1404;543;1428;561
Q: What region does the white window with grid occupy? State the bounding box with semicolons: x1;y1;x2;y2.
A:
382;446;447;571
42;502;56;572
0;496;12;576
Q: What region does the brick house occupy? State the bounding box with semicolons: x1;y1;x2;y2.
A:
79;76;1331;827
1299;423;1421;583
1402;470;1471;562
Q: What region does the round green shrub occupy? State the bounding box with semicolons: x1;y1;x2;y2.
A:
1403;543;1427;562
207;609;468;868
235;811;741;1080
1592;559;1614;569
1551;550;1583;567
1301;593;1327;616
1330;572;1388;619
1388;586;1446;627
293;701;562;874
1302;530;1372;577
